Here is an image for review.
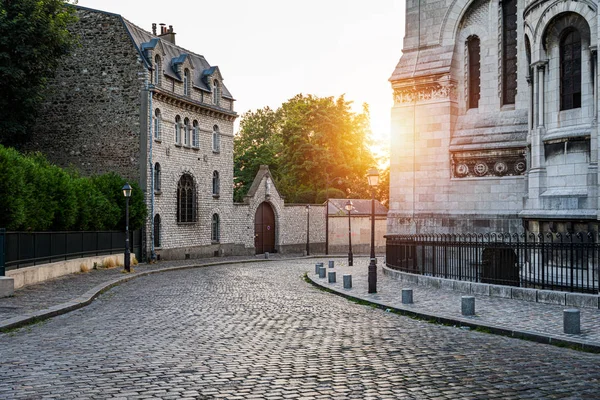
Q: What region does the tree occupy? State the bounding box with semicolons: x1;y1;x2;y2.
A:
0;0;77;146
234;94;378;203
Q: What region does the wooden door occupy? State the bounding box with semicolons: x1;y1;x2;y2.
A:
254;202;275;254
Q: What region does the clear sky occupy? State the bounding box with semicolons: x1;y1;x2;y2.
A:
76;0;405;150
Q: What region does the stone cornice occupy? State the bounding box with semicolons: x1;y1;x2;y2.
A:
392;75;458;105
152;87;238;122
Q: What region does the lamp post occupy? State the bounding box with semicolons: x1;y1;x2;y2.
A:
306;204;310;256
345;200;353;266
122;183;132;272
367;168;379;293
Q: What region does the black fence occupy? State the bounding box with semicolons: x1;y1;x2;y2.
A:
0;229;141;274
385;232;599;294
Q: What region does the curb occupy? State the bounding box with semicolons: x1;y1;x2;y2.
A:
0;257;286;333
306;273;600;353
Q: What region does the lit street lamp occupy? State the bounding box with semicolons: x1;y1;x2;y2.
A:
367;168;379;293
122;182;132;272
306;204;310;256
345;200;353;266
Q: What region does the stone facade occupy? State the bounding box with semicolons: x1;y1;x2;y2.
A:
29;6;329;260
389;0;600;235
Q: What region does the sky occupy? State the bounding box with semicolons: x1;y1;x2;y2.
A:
76;0;406;154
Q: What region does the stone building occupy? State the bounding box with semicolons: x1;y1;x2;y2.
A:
388;0;600;235
27;6;326;259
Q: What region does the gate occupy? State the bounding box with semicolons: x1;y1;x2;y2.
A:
254;202;275;254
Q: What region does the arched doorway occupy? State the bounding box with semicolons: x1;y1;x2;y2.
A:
254;202;275;254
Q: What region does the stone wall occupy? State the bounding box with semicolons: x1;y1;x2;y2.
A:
328;215;386;254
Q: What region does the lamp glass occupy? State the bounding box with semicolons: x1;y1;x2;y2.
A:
367;168;379;187
345;200;353;212
122;183;132;198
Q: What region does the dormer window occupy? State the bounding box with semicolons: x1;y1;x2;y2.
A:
213;80;219;105
184;69;190;96
154;55;161;86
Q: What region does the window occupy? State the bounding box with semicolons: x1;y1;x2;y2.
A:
211;213;220;242
560;29;582;110
467;36;480;109
154;162;161;191
183;118;190;146
212;125;220;152
153;109;161;140
154;214;161;247
213;80;219;105
177;174;196;223
184;69;190;96
154;55;161;86
502;0;517;105
212;170;220;196
192;120;199;148
175;115;181;144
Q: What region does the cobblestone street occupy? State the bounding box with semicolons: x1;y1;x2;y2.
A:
1;259;599;399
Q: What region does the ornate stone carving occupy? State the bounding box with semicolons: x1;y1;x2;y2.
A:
451;148;527;178
393;83;458;104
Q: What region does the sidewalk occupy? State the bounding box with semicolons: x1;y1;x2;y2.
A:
308;259;600;352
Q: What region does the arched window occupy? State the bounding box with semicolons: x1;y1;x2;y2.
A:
154;214;161;248
154;55;161;86
175;115;181;144
177;174;196;223
212;170;220;196
192;120;199;148
183;117;190;146
184;69;190;96
502;0;517;105
213;80;219;105
154;109;161;140
560;29;582;110
212;125;220;152
211;213;220;242
467;36;480;109
154;162;161;191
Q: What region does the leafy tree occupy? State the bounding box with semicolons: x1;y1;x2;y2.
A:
0;0;78;146
234;94;377;203
92;173;147;231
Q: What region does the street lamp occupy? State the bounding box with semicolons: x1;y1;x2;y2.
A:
367;168;379;293
345;200;353;266
122;182;132;272
306;204;310;256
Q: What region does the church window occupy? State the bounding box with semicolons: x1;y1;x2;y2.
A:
212;170;220;196
502;0;517;105
211;213;220;242
175;115;181;145
154;162;161;192
177;174;196;223
183;117;190;146
154;109;161;140
560;29;582;110
192;120;199;148
154;214;161;247
212;125;220;152
467;36;480;109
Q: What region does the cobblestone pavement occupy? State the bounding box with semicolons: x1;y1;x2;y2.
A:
1;258;600;399
311;261;600;347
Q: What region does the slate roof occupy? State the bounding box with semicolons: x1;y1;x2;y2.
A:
327;199;388;217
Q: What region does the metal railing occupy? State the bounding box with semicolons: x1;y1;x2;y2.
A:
385;232;599;294
0;230;141;273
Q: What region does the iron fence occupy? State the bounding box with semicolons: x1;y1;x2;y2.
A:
0;230;141;273
385;232;599;294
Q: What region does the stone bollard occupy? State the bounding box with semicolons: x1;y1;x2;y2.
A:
328;271;336;283
318;266;327;279
563;309;581;334
343;274;352;289
328;260;335;268
315;262;323;275
402;288;413;304
265;252;269;259
461;296;475;316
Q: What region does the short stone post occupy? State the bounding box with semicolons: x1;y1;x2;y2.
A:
343;274;352;289
315;262;323;275
563;309;581;334
402;288;413;304
318;266;326;279
461;296;475;316
328;260;335;268
265;252;269;259
328;271;336;283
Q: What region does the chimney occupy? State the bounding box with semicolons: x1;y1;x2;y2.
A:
152;23;157;35
157;23;176;44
